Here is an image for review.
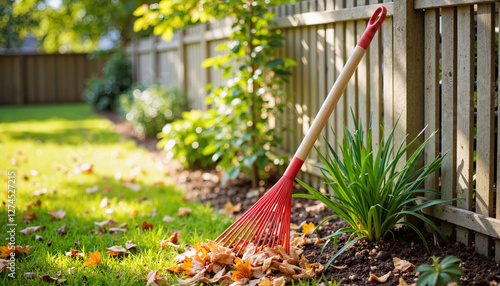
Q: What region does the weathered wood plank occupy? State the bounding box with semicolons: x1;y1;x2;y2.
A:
440;7;458;239
455;5;474;246
382;14;393;145
356;19;369;130
334;15;346;153
369;0;382;150
475;2;495;257
423;9;440;197
415;0;498;10
275;3;394;28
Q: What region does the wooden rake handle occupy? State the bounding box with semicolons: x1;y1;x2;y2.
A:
293;6;387;162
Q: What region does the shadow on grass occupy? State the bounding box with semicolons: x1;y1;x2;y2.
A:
4;128;126;146
0;104;98;123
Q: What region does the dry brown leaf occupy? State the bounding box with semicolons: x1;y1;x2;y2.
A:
143;269;167;286
15;245;32;255
99;197;111;208
301;222;315;235
85;185;99;194
398;277;411;286
141;220;154;231
369;271;392;283
393;257;415;273
94;219;119;228
0;259;8;274
102;186;113;193
177;207;192;217
123;182;141;192
18;212;37;220
68;267;77;275
119;222;128;228
31;189;46;196
272;276;286;286
39;275;67;284
108;227;128;234
26;199;42;210
125;241;137;250
330;264;348;270
106;245;128;256
260;278;272;286
20;225;46;235
162;215;174;223
224;201;241;215
35;235;44;241
0;243;14;258
48;209;66;220
65;249;84;258
85;250;102;267
231;258;252;281
57;225;67;235
79;163;94;174
130;209;139;216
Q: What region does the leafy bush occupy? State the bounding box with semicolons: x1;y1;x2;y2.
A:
157;110;218;168
84;50;132;111
119;83;187;136
295;112;456;269
414;256;465;286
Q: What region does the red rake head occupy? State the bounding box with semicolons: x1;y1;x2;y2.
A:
215;157;304;255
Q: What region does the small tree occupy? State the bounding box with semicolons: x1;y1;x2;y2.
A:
135;0;295;188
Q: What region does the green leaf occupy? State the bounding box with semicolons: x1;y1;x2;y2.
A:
243;154;257;167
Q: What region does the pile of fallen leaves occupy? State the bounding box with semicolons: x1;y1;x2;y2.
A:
165;234;324;286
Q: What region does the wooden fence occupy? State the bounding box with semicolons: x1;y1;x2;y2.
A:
126;0;500;261
0;53;105;105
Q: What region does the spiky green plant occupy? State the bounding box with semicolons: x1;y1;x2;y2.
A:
292;274;342;286
294;112;456;269
414;256;465;286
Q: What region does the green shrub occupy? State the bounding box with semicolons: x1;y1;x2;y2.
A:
84;50;132;111
414;256;465;286
295;112;456;269
157;109;218;168
119;83;187;136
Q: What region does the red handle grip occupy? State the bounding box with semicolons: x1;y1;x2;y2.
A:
357;6;387;50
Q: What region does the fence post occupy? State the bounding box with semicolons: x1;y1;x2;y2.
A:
393;0;425;162
393;0;425;227
131;38;139;83
177;29;187;100
150;34;158;81
200;23;208;111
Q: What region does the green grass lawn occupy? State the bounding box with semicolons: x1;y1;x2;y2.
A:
0;104;231;285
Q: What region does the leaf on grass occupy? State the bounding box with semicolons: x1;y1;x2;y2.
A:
125;241;137;250
26;199;42;210
48;209;66;220
147;208;158;217
224;201;242;215
301;222;315;235
123;182;141;192
162;215;174;223
68;267;77;275
368;271;392;283
20;225;46;235
57;225;67;235
393;257;415;273
130;209;139;216
160;232;180;248
108;228;128;234
39;274;67;283
177;207;192;217
19;212;37;220
141;220;154;230
35;235;44;241
94;219;119;228
141;269;166;286
102;186;113;193
79;163;93;174
106;246;128;256
24;272;36;279
66;250;84;258
0;259;7;274
231;258;252;281
99;197;111;208
85;250;102;267
0;244;14;258
31;189;46;196
15;245;32;254
85;185;99;194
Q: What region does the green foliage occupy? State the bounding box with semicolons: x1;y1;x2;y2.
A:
85;50;132;111
157;110;218;169
200;1;295;186
414;256;465;286
292;274;342;286
119;83;187;136
294;112;456;270
11;0;153;53
0;0;35;49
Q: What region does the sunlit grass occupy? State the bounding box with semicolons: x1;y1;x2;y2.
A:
0;104;231;285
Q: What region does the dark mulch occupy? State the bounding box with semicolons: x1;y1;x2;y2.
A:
101;111;500;286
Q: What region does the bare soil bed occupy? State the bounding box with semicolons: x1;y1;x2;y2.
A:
101;111;500;286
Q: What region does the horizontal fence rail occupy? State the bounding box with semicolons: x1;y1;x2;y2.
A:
0;53;105;105
124;0;498;263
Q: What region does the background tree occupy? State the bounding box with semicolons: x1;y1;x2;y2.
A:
135;0;296;188
10;0;153;53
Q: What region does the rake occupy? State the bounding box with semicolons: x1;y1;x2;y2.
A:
216;6;387;254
